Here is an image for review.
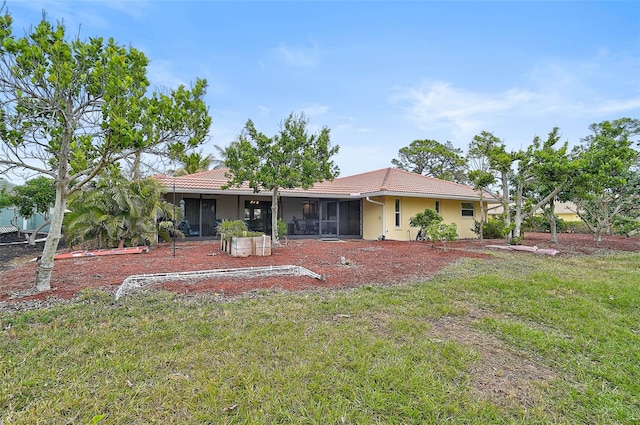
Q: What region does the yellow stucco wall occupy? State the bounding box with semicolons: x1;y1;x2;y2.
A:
362;196;480;241
557;212;581;222
168;193;482;240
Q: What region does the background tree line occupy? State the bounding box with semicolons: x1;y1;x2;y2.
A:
391;117;640;242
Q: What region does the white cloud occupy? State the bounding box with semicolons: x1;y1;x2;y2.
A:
594;98;640;114
272;41;320;67
11;0;148;31
393;81;538;141
392;51;640;150
301;103;329;117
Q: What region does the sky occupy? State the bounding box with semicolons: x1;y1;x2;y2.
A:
4;0;640;178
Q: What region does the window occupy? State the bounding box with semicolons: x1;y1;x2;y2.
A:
435;201;440;214
461;202;474;218
394;199;401;227
302;201;318;219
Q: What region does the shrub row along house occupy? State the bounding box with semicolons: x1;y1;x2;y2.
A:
155;167;495;241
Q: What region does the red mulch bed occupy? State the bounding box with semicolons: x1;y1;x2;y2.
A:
1;232;639;308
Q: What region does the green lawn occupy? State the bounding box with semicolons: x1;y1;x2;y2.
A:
1;252;639;424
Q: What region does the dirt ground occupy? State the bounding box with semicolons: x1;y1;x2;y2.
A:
2;232;639;309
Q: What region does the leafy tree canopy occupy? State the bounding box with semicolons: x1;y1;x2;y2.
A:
0;7;211;291
8;176;55;219
570;118;640;240
409;208;443;229
224;112;339;242
392;139;466;183
225;113;339;192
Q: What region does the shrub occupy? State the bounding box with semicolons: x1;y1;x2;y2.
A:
612;216;640;237
523;215;567;233
472;217;512;239
216;220;249;241
485;218;509;239
277;218;288;240
409;208;442;229
427;222;458;249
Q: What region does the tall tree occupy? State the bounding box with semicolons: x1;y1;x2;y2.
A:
0;9;211;291
467;169;496;240
224;112;339;243
570;118;640;241
467;131;514;236
392;139;466;183
514;127;575;242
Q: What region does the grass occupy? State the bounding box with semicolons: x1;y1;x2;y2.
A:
1;252;639;424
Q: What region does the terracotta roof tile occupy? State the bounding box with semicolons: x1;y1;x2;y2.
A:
155;167;491;201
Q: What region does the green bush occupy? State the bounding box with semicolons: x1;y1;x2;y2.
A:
485;218;509;239
523;215;567;233
277;218;288;240
427;222;458;247
216;220;249;241
564;221;590;234
612;216;640;237
409;208;442;229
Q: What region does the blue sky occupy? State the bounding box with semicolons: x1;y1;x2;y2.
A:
6;0;640;177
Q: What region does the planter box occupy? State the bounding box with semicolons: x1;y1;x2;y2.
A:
224;235;272;257
220;234;231;254
230;237;252;257
252;235;271;256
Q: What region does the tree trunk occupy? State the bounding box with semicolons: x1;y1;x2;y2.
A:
271;186;279;246
132;151;142;182
35;101;72;292
513;180;524;239
478;193;485;240
501;170;511;239
35;188;67;292
548;199;558;243
28;219;51;246
593;228;603;242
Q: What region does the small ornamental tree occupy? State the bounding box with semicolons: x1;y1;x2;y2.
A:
468;169;495;240
426;222;458;250
224;113;339;244
7;176;56;245
0;8;210;291
409;208;442;230
409;208;457;247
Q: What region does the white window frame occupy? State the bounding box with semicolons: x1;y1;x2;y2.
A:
461;202;475;218
394;199;401;227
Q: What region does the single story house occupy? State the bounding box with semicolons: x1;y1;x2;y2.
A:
154;167;497;241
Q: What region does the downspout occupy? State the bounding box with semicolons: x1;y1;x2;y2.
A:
366;196;386;240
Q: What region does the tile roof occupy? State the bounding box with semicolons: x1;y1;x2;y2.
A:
155;167;492;201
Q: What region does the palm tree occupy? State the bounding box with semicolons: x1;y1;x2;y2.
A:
65;171;175;249
174;145;226;176
211;144;227;169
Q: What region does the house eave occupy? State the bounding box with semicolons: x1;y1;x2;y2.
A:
359;190;499;203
